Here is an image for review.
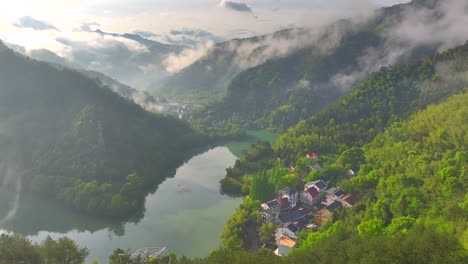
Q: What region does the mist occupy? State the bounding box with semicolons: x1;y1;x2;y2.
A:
329;0;468;91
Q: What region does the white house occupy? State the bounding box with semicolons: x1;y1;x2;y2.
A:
278;187;298;208
305;179;327;193
275;225;298;241
275;235;296;256
300;186;320;206
260;200;281;223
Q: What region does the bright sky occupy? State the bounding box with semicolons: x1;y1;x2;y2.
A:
0;0;410;40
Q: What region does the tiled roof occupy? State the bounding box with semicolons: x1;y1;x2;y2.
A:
276;197;290;207
333;189;346;198
306;186;319;198
266;200;280;208
314;180;326;189
343;194;358;205
278;235;296;248
325;200;343;212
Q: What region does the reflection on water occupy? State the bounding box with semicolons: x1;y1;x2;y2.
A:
0;147;241;263
0;131;277;263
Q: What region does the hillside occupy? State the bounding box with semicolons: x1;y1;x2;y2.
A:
275;42;468;161
0;41;204;218
150;32;285;103
190;0;462;130
114;84;468;264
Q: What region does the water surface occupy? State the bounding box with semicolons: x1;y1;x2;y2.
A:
0;130;277;263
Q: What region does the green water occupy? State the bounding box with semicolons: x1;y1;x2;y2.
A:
0;131;277;263
226;130;277;157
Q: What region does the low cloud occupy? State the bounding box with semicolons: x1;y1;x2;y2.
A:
163;41;215;74
133;30;159;39
329;0;468;92
13;16;59;31
77;22;101;32
163;28;224;47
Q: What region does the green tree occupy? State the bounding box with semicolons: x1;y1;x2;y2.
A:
259;223;278;244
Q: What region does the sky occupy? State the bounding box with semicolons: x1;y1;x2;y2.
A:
0;0;410;42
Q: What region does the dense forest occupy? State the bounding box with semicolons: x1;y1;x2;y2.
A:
3;86;467;264
0;42;206;218
275;42;468;161
188;0;445;131
219;42;468;197
0;234;89;264
129;82;468;264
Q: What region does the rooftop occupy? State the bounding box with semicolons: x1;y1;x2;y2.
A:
314;180;326;190
343;194;358;205
278;235;296;248
279;187;297;196
325;200;343;212
266;200;280;208
276;197;290;208
333;189;346;198
306;186;319;198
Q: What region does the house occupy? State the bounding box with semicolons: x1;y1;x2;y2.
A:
342;194;358;207
274;235;296;256
313;180;327;192
304;179;327;193
306;153;318;159
325;200;343;213
260;200;281;223
332;188;346;200
276;197;290;208
300;186;320;206
278;187;298;208
275;224;298;241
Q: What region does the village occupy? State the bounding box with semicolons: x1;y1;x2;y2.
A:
258;153;358;256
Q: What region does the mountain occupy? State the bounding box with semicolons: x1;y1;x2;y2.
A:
220;42;468;195
3;43;169;114
8;30;185;89
150;28;313;104
275;42;468;161
186;0;465;130
93;29;185;53
0;41;204;218
184;89;468;264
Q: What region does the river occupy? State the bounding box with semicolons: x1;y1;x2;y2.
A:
0;130;276;263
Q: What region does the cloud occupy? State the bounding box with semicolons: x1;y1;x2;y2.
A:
133;30;159;39
13;16;59;31
329;0;468;92
162;28;224;47
219;0;253;13
77;22;101;32
163;41;215;74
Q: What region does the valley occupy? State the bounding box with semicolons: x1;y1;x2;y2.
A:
0;0;467;263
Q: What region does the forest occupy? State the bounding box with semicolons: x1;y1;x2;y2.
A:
0;42;207;218
128;83;468;264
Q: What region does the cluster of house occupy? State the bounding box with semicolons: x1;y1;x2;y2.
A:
259;153;358;256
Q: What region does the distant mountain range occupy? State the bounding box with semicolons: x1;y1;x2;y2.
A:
183;0;467;130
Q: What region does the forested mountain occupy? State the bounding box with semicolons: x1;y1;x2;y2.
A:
190;0;463;130
5;30;185;89
4;43;166;114
150;30;299;103
123;89;468;263
275;42;468;161
0;41;204;218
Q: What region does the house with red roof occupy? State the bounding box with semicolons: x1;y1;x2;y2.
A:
306;152;318;159
342;194;358;207
300;186;320;206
